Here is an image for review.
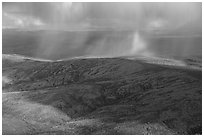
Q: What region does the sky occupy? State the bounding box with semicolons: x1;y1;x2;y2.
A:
2;2;202;59
2;2;202;36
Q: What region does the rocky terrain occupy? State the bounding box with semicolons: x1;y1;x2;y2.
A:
2;54;202;135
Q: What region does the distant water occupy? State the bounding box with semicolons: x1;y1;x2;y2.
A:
146;36;202;58
3;29;202;60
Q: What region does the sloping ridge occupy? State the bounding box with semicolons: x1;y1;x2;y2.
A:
2;54;202;135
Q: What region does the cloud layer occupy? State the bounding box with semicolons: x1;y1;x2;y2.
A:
3;2;202;35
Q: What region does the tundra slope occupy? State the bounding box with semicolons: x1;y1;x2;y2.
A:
2;54;202;135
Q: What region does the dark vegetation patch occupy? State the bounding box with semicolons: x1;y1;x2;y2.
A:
2;57;202;135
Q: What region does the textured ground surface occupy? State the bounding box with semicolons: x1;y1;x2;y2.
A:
2;54;202;135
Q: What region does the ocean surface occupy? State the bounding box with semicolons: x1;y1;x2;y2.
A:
3;29;202;60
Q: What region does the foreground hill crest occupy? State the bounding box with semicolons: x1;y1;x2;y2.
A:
2;54;202;135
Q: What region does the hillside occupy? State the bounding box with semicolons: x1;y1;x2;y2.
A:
2;54;202;135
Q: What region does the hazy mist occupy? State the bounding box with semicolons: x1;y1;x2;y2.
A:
2;2;202;60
